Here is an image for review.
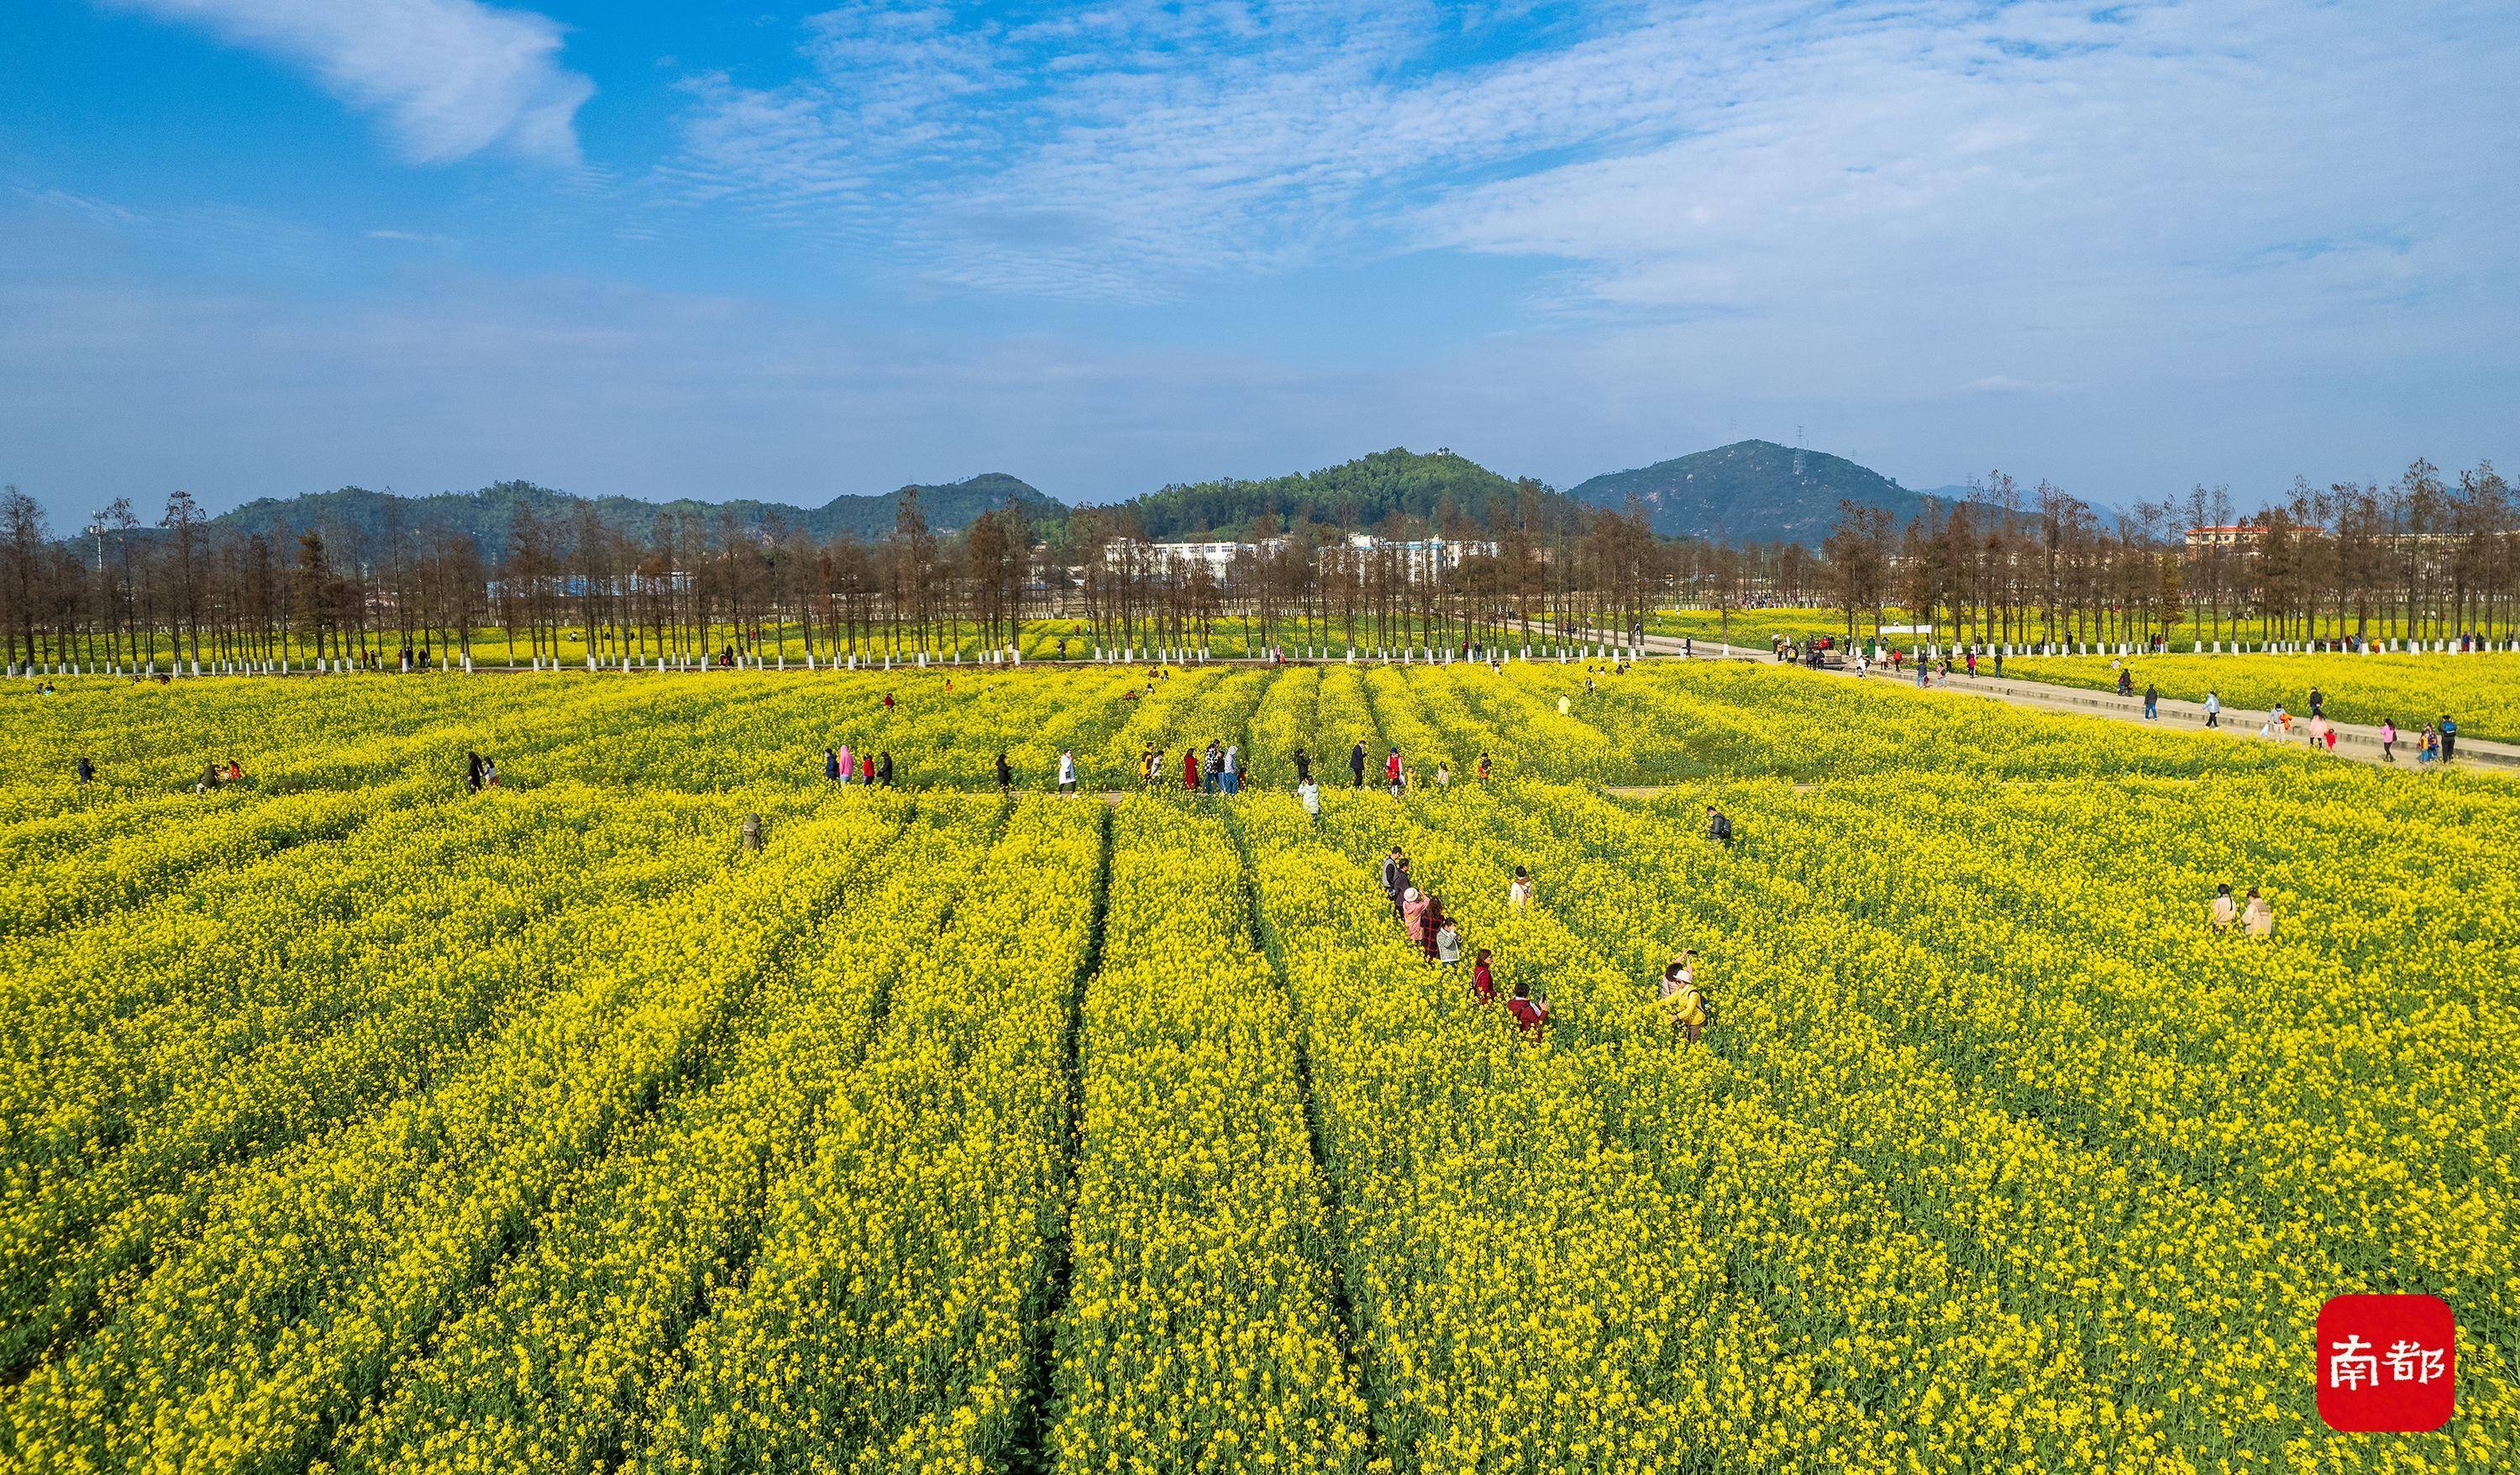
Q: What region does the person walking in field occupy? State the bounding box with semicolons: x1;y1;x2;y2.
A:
1350;739;1368;789
2144;683;2159;720
1505;979;1552;1039
1402;886;1430;948
877;752;894;786
1434;761;1451;790
858;752;873;785
1183;747;1201;793
1435;915;1462;970
1385;748;1404;796
468;750;486;794
996;751;1013;792
1471;948;1496;1003
1222;743;1241;795
824;747;841;785
76;755;95;785
1382;848;1406;911
1299;775;1320;818
1662;952;1709;1042
1058;749;1078;795
883;691;895;711
2439;714;2459;764
837;742;854;786
2309;687;2324;719
1705;804;1734;848
2204;691;2221;728
2380;718;2398;762
1477;752;1492;783
2210;883;2238;933
2241;887;2275;939
1203;740;1224;794
1292;746;1311;784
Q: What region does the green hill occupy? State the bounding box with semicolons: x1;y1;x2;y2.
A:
1565;440;1941;547
205;474;1058;559
1115;448;1580;539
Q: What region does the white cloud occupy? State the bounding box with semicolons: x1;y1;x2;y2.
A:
102;0;594;165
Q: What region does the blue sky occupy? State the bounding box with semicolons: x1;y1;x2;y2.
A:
3;0;2515;526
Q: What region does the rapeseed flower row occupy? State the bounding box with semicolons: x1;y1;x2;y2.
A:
1046;798;1370;1473
635;798;1102;1474
0;800;915;1473
0;785;776;1373
1390;774;2512;1470
331;797;1011;1473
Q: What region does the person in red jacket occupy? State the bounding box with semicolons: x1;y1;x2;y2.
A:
1470;948;1496;1003
1182;746;1200;792
1505;979;1551;1039
1384;748;1404;795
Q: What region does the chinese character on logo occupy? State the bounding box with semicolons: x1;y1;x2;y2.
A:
2318;1294;2456;1432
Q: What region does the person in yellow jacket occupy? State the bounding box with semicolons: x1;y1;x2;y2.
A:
1661;951;1709;1042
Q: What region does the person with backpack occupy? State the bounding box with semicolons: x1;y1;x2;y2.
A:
1505;979;1551;1039
1705;805;1734;848
1662;952;1709;1042
1509;866;1533;910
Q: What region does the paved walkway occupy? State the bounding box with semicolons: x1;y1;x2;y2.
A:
1565;623;2519;774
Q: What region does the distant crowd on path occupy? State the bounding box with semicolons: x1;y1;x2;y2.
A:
1376;845;1716;1046
2097;664;2466;766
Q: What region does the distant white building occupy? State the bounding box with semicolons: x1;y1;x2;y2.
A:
1344;533;1498;570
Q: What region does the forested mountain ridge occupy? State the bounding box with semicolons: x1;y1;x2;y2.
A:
200;474;1058;561
1566;440;1944;548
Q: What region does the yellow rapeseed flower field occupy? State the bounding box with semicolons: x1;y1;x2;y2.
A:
0;659;2506;1473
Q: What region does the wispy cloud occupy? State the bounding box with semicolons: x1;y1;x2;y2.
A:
655;0;2520;331
100;0;595;165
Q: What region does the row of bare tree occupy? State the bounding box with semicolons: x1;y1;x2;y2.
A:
1816;458;2515;646
3;456;2509;670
